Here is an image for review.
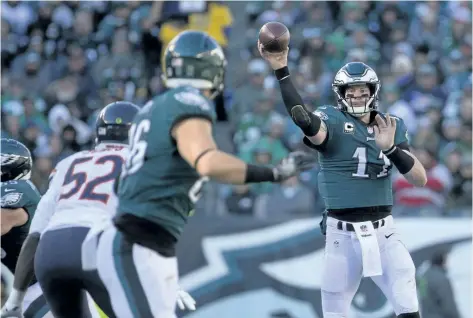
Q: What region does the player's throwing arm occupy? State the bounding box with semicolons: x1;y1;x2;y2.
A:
257;23;329;148
257;23;426;187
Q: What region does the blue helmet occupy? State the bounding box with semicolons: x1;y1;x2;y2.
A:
1;138;32;182
95;101;140;144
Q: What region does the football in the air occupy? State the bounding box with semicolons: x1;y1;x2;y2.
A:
258;21;290;53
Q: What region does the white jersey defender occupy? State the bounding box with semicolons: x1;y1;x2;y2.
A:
26;143;129;318
1;102;141;318
28;102;140;318
30;144;128;235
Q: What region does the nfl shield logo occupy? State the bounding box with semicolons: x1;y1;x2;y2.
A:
360;225;368;232
367;126;374;134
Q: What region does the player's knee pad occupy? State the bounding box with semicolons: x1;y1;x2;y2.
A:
391;268;418;313
386;241;418;313
321;253;351;314
322;255;348;293
397;312;420;318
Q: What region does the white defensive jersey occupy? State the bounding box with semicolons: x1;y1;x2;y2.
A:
29;143;129;235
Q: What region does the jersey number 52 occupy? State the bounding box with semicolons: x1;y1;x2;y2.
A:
58;155;124;204
123;119;150;176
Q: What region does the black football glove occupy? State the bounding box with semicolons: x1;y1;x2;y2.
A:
272;151;317;182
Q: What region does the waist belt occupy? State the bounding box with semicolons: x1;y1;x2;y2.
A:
327;205;392;223
337;218;387;232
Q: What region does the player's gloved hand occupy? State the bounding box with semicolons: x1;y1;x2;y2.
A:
1;290;25;318
1;301;23;318
176;288;196;311
272;151;316;182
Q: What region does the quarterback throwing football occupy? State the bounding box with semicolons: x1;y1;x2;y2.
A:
258;41;427;318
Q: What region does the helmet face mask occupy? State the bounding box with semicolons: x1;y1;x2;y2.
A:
332;62;380;117
162;30;226;99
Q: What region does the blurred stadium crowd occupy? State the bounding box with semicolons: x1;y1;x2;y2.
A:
1;1;472;219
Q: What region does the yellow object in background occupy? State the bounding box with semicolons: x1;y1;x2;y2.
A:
159;2;233;53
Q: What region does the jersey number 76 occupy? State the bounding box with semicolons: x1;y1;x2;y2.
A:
123;119;150;176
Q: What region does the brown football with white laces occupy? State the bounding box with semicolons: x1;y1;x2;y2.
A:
258;21;290;53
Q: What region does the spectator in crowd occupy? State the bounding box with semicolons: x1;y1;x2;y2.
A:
231;59;269;121
0;1;470;219
224;185;257;216
402;64;447;115
254;176;316;219
10;52;53;96
393;148;453;216
448;155;472;215
418;249;461;318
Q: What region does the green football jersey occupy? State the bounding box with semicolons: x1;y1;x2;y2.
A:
117;86;216;239
305;106;409;209
1;180;41;273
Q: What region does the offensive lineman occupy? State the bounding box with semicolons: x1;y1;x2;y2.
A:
93;31;315;318
0;138;48;318
258;43;427;318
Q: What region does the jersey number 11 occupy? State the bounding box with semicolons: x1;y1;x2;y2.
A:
352;147;391;178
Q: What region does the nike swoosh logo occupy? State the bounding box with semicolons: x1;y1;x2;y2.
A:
4;189;15;192
385;233;394;239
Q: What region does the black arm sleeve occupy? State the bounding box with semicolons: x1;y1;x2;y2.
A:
13;233;40;291
275;67;321;137
245;164;275;183
275;67;305;113
383;144;415;174
396;141;410;151
303;133;330;152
